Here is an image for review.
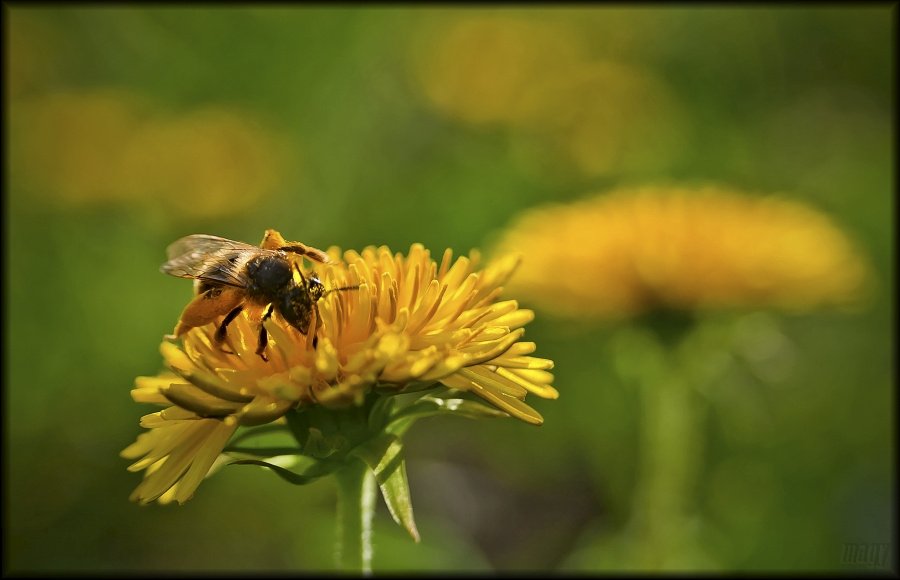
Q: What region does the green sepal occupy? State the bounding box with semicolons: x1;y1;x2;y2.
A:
225;425;300;457
374;380;441;395
388;395;509;436
367;394;396;434
284;409;349;459
285;402;374;458
350;434;420;542
229;423;292;446
304;427;347;459
228;457;339;485
285;407;315;447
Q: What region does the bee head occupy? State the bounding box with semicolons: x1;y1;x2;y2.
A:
279;284;316;335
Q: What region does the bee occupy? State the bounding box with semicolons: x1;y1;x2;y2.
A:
161;229;357;360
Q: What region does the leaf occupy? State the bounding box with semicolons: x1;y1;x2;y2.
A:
228;457;338;485
388;396;509;436
350;434;420;542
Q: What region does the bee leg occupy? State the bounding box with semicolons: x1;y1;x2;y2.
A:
215;305;244;353
255;304;275;361
311;305;321;350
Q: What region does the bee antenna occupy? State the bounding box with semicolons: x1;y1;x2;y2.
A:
323;284;360;297
291;261;307;283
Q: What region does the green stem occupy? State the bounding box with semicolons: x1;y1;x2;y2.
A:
628;326;703;568
636;373;694;540
334;458;376;574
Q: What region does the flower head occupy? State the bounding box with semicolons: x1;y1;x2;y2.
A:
123;237;556;505
491;186;871;319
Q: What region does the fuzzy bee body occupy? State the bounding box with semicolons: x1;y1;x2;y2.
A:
161;230;353;359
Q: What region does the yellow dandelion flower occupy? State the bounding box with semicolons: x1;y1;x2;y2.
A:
492;186;871;319
123;234;556;505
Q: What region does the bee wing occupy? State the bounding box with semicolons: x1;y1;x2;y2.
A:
161;234;269;287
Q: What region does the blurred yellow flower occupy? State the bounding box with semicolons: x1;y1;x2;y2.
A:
120;107;287;219
123;240;556;504
491;186;871;319
11;90;287;218
411;15;586;125
410;15;688;179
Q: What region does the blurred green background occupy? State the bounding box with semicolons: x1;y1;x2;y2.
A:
5;6;893;572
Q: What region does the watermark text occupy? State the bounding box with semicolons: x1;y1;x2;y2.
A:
841;543;891;570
